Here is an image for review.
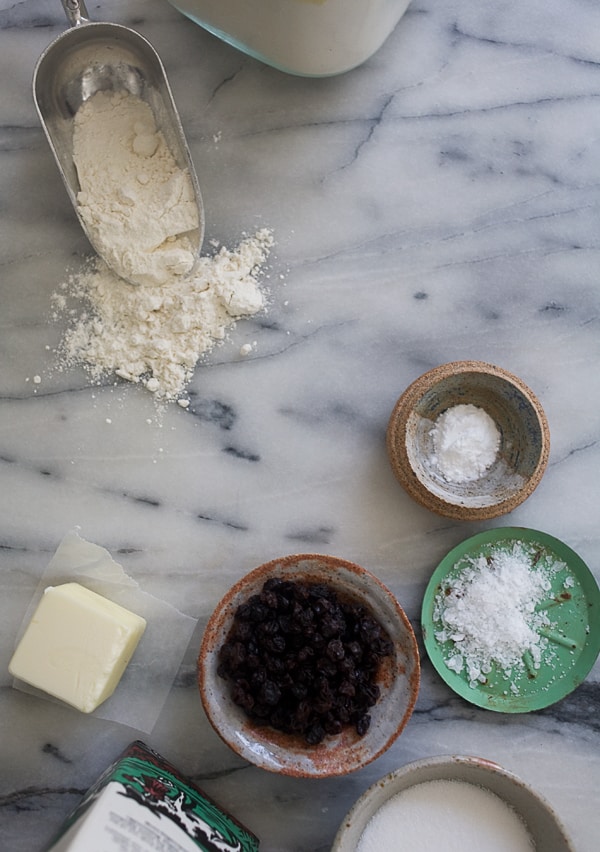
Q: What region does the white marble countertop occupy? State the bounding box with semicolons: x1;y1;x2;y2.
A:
1;0;600;849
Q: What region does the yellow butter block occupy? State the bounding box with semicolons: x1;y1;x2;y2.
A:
9;582;146;713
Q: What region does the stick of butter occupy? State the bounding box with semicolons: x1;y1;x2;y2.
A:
9;582;146;713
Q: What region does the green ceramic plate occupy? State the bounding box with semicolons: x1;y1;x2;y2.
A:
421;528;600;712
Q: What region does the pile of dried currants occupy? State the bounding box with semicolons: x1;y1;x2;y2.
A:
217;577;393;745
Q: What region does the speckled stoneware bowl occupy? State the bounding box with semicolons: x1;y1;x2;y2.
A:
197;554;420;778
332;755;574;851
386;361;550;521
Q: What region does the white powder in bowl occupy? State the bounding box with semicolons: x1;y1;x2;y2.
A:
429;403;500;484
356;779;534;852
52;230;273;403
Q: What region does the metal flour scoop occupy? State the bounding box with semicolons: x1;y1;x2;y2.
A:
33;0;205;285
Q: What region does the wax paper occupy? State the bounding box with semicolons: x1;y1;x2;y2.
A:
11;529;197;733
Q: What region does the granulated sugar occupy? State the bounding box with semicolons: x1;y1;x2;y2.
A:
51;230;273;403
356;780;534;852
433;541;566;687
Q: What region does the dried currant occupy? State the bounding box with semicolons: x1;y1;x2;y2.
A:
217;578;392;745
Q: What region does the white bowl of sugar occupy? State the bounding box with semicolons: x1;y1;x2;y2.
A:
332;755;574;852
386;361;550;521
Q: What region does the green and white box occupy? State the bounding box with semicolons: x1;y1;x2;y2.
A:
46;740;260;852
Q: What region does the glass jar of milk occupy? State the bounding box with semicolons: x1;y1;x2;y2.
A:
166;0;412;77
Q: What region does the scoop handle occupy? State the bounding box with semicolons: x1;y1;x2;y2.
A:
62;0;90;27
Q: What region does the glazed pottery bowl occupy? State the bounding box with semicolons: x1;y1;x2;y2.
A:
198;554;420;778
386;361;550;521
332;755;574;851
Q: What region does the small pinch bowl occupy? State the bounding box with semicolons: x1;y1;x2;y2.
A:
386;361;550;521
332;755;574;852
197;554;420;778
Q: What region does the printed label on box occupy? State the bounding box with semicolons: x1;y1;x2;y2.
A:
46;741;259;852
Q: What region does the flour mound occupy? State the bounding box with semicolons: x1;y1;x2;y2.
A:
52;230;273;402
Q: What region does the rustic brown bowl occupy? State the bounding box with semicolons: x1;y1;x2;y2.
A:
198;554;420;778
386;361;550;521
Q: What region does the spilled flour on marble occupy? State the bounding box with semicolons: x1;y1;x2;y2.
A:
51;230;273;404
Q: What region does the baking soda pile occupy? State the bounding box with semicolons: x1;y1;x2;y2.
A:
433;541;567;688
429;403;500;483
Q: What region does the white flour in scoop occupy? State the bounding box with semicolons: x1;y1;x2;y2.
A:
51;230;273;403
73;90;199;287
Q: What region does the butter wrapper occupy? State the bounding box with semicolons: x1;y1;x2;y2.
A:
11;529;197;733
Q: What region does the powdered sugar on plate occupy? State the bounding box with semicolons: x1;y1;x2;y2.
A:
51;229;274;404
433;541;570;688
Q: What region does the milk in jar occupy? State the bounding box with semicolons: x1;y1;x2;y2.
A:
166;0;412;77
